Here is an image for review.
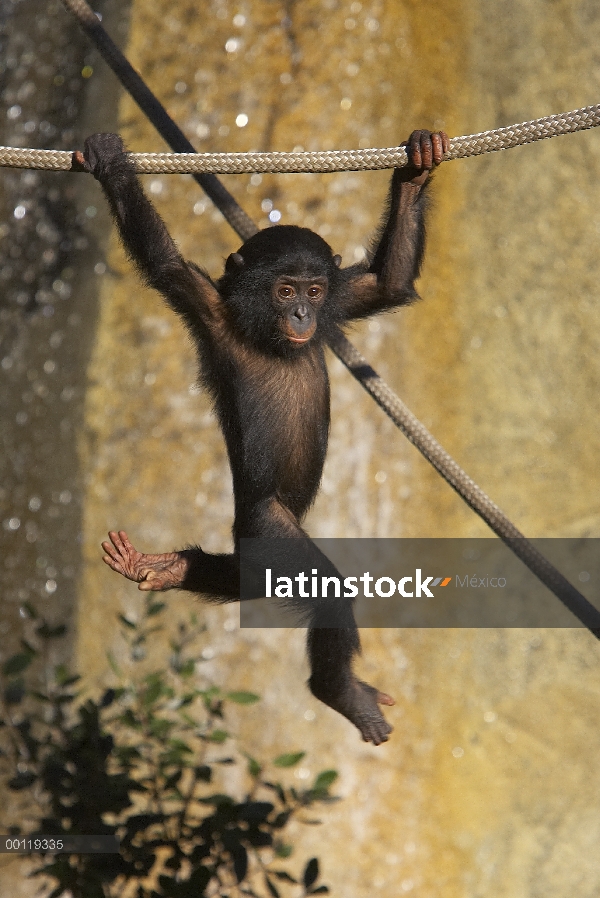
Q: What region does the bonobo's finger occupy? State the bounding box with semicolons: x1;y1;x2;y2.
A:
431;131;450;165
418;132;433;170
431;133;444;165
377;691;396;707
118;530;135;551
408;130;423;169
71;150;91;173
102;554;124;574
107;530;126;554
101;540;121;561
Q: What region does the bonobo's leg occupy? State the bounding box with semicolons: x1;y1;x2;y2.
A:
308;629;395;746
102;498;395;744
235;497;395;745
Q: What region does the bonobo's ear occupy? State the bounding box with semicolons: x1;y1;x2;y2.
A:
225;252;245;273
333;254;342;268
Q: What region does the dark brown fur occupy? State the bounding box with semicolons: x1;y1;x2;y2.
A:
77;129;448;744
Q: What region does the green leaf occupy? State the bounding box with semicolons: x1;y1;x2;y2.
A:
265;874;280;898
142;674;168;706
272;811;291;829
106;651;122;676
178;692;197;707
147;601;166;617
188;864;212;892
36;622;67;639
8;771;36;790
274;842;293;859
114;745;142;764
56;693;76;704
30;690;51;702
208;729;229;743
2;652;34;676
118;613;137;629
273;752;305;768
20;602;38;619
4;679;25;705
168;739;193;753
232;843;248;883
198;793;234;807
226;691;260;705
118;709;141;729
312;770;338;792
54;665;80;688
238;801;274;823
178;659;196;678
263;781;286;804
303;858;319;890
273;871;297;883
245;754;261;777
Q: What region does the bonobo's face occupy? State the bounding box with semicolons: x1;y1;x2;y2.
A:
218;225;344;356
272;275;327;346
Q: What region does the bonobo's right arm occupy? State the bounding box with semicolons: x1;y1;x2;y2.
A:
74;133;219;323
341;129;448;320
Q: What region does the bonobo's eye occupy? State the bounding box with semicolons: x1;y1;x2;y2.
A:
276;284;296;301
307;285;325;301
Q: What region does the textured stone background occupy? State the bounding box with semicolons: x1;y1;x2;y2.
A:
2;0;600;894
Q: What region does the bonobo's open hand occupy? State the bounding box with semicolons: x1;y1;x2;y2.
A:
401;129;449;186
72;133;126;181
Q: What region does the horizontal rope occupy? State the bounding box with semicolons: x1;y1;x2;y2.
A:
2;103;600;174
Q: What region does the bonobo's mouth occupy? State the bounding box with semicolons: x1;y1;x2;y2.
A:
284;319;317;345
287;333;313;345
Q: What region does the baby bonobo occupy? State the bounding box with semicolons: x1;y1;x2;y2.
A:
74;129;447;745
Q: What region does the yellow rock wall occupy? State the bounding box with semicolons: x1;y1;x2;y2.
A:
74;1;600;895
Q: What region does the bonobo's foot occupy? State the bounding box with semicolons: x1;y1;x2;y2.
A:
101;530;189;591
403;129;449;185
72;133;126;181
309;676;395;746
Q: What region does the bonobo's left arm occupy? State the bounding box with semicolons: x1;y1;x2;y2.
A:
73;134;221;331
342;130;448;319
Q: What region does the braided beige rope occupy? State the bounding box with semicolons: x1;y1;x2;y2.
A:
2;104;600;174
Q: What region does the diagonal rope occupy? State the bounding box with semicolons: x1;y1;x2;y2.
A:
54;0;600;633
329;330;600;633
2;103;600;174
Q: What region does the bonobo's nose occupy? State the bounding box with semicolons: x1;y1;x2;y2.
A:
294;304;309;320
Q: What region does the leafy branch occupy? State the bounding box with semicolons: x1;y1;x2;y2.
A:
0;595;338;897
